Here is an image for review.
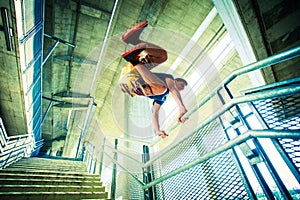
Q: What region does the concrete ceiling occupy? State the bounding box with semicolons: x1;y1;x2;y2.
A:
0;0;299;157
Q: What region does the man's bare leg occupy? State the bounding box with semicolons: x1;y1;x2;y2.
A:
141;41;168;66
135;63;167;95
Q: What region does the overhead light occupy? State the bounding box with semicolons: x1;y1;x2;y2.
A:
0;7;12;51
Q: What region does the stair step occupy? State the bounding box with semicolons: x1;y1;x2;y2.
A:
0;169;97;177
10;163;85;167
8;163;86;168
4;166;87;173
0;185;105;192
10;161;85;167
17;157;83;164
0;178;103;186
0;173;100;181
1;157;107;199
0;191;108;200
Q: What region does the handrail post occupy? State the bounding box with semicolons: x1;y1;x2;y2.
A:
111;138;118;200
2;137;21;168
99;137;106;176
223;74;293;199
142;145;154;200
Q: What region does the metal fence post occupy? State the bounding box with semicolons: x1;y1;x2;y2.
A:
99;137;106;176
142;145;154;200
111;138;118;200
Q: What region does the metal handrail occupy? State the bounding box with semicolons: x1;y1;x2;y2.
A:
142;129;300;189
95;83;300;169
0;138;31;155
143;84;300;167
0;116;37;169
103;150;145;187
0;138;34;168
103;144;144;165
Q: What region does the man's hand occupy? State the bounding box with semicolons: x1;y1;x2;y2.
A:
178;108;189;123
157;130;168;139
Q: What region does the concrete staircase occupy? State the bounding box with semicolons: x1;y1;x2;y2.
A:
0;157;108;200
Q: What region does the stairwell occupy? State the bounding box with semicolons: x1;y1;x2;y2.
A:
0;157;108;200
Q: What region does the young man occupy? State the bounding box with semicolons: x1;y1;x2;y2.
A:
119;20;188;138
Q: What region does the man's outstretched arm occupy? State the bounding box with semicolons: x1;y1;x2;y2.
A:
152;102;162;132
152;102;168;137
166;78;188;123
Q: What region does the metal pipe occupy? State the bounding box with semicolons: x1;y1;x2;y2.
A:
253;164;275;200
252;137;293;199
98;137;106;176
0;7;12;51
41;100;53;124
42;40;59;66
111;139;117;200
272;139;300;184
2;137;21;168
142;145;154;200
76;0;119;159
104;135;152;146
67;1;81;93
103;150;145;187
219;117;257;199
142;130;300;189
104;144;144;166
44;33;76;47
224;45;300;85
251;0;277;82
89;0;119;94
75;97;94;158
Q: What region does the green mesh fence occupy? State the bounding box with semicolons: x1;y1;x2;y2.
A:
252;93;300;171
105;142;145;199
149;121;249;199
98;119;250;199
95;90;300;199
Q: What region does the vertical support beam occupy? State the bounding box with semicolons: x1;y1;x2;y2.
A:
217;88;270;199
0;7;12;51
142;145;154;200
272;139;300;184
111;138;118;200
218;116;257;200
212;0;265;87
79;145;85;161
99;137;106;176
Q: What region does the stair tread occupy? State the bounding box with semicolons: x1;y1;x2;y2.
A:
0;192;107;194
0;157;107;200
0;178;101;182
0;168;95;177
0;184;104;188
1;169;91;175
0;178;103;186
0;173;99;179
